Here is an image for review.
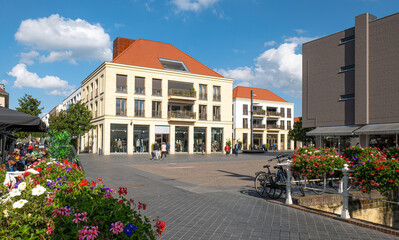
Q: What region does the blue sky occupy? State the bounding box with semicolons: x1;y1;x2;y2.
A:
1;0;399;117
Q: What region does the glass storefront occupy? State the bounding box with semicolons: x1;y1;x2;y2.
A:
155;134;169;145
175;127;188;152
110;124;127;153
267;134;278;150
369;135;395;149
243;133;248;150
280;134;285;150
211;128;223;152
194;127;206;152
253;134;263;149
134;125;149;153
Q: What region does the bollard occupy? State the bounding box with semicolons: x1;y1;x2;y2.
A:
341;164;350;219
285;160;293;205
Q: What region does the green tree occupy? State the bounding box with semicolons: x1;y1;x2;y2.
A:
49;101;95;153
288;117;315;148
15;94;45;140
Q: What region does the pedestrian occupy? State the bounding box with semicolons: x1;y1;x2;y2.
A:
201;141;205;155
28;142;33;153
166;142;170;154
151;143;160;160
234;141;239;157
224;145;230;155
161;142;167;159
273;143;277;151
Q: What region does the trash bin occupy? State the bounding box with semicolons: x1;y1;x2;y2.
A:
99;148;102;155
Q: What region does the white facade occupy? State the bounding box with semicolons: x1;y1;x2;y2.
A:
63;87;82;110
233;97;294;150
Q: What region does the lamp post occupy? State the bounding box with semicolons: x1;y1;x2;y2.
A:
251;90;254;151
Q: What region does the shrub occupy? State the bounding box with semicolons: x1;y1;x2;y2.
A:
0;159;164;239
48;130;72;161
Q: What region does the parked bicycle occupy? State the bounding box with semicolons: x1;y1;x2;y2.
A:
254;154;304;199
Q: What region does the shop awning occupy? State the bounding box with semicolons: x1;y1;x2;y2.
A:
354;123;399;135
306;125;361;136
0;107;47;133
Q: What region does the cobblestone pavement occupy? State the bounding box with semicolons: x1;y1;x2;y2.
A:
80;152;398;240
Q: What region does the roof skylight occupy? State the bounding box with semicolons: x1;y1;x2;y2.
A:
159;58;189;72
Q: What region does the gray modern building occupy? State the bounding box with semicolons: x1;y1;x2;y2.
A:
303;12;399;149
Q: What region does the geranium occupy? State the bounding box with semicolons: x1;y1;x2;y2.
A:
79;179;89;187
118;187;127;196
155;220;165;236
46;226;53;235
12;199;28;209
32;185;46;196
110;221;124;234
9;188;21;197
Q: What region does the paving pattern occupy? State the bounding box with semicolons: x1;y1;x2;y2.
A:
80;152;399;240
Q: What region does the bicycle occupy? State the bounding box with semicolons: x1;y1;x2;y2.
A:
255;154;304;199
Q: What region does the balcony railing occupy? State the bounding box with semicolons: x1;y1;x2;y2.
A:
135;88;145;95
213;95;221;101
168;89;196;98
152;88;162;96
135;109;145;117
152;110;162;118
213;115;221;121
267;111;282;117
199;113;207;120
168;111;196;119
287;113;292;118
267;124;283;130
253;110;266;116
253;124;266;129
199;93;207;100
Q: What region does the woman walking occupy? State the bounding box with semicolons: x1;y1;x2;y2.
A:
161;142;167;159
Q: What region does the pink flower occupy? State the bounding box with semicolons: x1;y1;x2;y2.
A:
110;221;123;234
79;226;99;240
46;226;53;235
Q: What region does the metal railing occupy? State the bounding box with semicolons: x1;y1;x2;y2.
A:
199;93;207;100
135;88;145;95
199;113;207;120
168;89;196;98
213;95;221;101
152;89;162;96
267;124;282;129
152;110;162;118
253;124;265;128
135;109;145;117
267;111;282;117
213;115;221;121
168;111;196;119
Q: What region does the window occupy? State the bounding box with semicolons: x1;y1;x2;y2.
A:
340;35;355;44
287;108;292;118
211;128;223;152
287;121;292;130
281;121;285;130
116;74;127;92
135;100;145;117
340;65;355;72
134;125;149;153
199;84;207;100
90;83;93;99
95;79;98;96
280;108;285;118
199;105;207;120
243;118;248;129
159;58;189;72
339;94;355;101
116;98;126;116
213;106;220;121
175;127;189;152
243;104;248;115
94;101;98;118
152;79;162;96
213;86;221;101
152;101;161;118
110;124;127;153
135;77;145;94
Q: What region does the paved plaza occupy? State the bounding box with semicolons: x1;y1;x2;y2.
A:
80;152;398;240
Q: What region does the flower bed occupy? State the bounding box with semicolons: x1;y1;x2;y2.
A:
0;159;164;239
292;146;399;199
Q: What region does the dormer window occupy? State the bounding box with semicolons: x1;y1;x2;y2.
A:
159;58;189;72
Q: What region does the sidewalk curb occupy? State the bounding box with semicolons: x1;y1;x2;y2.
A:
267;199;399;237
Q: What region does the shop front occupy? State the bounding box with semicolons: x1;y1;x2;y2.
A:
110;124;127;153
134;125;149;153
211;128;223;152
175;126;188;152
194;127;206;152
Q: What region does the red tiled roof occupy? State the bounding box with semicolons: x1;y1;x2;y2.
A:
294;117;301;123
0;88;7;94
112;38;223;78
232;86;288;102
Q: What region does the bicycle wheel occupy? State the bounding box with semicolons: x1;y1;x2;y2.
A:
254;172;267;197
293;173;305;196
265;174;283;199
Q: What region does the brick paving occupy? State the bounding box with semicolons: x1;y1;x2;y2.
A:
80;152;399;240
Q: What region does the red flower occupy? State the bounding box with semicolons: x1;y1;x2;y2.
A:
389;180;394;183
66;188;73;195
118;199;123;204
118;187;127;196
90;181;96;187
79;179;89;187
395;170;399;173
362;188;367;192
36;167;42;172
46;166;53;171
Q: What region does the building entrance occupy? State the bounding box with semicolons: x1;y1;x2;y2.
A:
267;134;278;150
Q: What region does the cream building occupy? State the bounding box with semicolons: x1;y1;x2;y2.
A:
0;84;9;108
233;86;294;151
81;37;233;155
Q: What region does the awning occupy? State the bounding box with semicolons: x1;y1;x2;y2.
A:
0;107;47;133
306;125;360;136
354;123;399;135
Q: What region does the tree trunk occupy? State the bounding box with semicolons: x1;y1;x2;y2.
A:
77;134;80;154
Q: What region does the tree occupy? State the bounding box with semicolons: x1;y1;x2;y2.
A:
49;101;95;153
16;94;44;116
15;94;45;139
288;117;315;148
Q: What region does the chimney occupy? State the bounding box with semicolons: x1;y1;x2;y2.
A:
0;84;5;90
113;37;135;59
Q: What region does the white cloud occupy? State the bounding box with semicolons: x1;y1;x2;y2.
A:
171;0;220;12
15;14;112;63
0;80;8;85
20;51;39;65
8;63;74;91
46;89;74;96
294;29;307;34
284;36;315;45
264;41;276;47
216;37;313;98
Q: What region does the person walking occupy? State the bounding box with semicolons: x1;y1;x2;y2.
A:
151;143;160;160
201;141;205;155
234;142;239;157
161;142;167;159
166;142;170;154
224;145;230;156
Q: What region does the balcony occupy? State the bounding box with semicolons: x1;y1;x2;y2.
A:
267;111;282;118
168;89;196;101
135;109;145;118
199;113;207;120
253;109;266;117
253;124;266;129
267;124;283;130
168;111;196;122
152;110;162;118
198;93;207;100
